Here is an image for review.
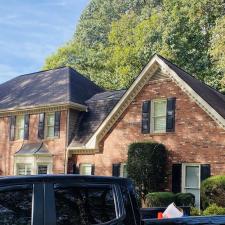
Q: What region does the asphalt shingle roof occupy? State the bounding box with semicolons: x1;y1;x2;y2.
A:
70;90;126;146
15;143;50;155
0;67;103;110
158;55;225;119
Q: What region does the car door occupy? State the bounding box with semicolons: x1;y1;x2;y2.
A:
44;181;126;225
0;182;44;225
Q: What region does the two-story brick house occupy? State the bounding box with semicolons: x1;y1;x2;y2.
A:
0;67;103;176
0;55;225;206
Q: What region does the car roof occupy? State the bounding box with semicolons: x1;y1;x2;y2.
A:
0;175;129;186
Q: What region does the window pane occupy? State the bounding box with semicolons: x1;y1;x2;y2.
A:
17;164;32;176
18;128;24;139
185;166;199;188
80;164;92;175
47;114;55;125
16;116;24;139
47;127;54;137
154;101;166;117
38;165;48;174
54;185;116;225
0;185;32;225
154;117;166;132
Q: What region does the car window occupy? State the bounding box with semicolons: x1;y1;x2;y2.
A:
54;184;117;225
0;184;33;225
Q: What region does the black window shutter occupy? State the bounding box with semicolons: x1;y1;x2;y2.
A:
38;113;45;139
201;164;211;182
172;164;182;193
141;101;151;134
9;116;16;141
166;97;176;132
24;114;30;140
54;111;61;137
112;163;121;177
91;164;95;175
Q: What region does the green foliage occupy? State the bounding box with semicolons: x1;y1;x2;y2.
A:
201;175;225;209
43;0;225;91
202;204;225;216
146;192;175;207
175;193;195;207
127;142;168;200
146;192;195;207
209;16;225;93
190;207;202;216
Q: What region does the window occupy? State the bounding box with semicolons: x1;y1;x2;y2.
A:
17;163;32;175
120;163;128;178
182;164;200;208
0;185;32;225
151;99;167;133
54;184;116;225
37;165;48;174
45;113;55;138
15;115;24;140
80;163;92;175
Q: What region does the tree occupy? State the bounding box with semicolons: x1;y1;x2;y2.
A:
127;142;168;201
209;16;225;93
43;0;225;91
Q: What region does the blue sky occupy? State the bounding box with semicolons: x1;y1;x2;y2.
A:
0;0;89;84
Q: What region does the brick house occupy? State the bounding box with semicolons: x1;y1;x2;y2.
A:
0;55;224;206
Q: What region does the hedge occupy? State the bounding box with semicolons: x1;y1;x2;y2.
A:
203;204;225;216
201;175;225;209
146;192;195;207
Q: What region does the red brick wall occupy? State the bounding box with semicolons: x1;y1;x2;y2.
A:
76;79;225;184
0;110;68;175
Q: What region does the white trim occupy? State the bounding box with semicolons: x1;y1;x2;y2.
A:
68;55;225;152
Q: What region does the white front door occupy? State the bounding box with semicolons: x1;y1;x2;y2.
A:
182;164;200;208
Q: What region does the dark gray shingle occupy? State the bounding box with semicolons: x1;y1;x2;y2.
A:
71;90;126;146
0;67;103;110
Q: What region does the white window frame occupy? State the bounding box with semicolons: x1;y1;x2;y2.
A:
120;163;128;178
151;99;167;133
37;164;50;175
79;163;92;175
45;113;55;138
182;163;201;208
15;115;25;140
16;163;32;176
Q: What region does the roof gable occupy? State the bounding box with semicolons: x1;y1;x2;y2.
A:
68;54;225;151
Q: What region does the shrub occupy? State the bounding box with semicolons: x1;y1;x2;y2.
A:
202;204;225;216
127;142;168;200
146;192;175;207
175;193;195;207
201;175;225;209
190;207;201;216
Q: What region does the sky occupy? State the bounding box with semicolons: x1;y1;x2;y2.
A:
0;0;90;84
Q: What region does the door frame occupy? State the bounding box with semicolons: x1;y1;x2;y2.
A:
181;163;201;208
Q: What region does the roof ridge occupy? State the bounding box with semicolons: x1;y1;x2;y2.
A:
0;66;69;86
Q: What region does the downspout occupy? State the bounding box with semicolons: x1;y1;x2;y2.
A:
64;109;70;174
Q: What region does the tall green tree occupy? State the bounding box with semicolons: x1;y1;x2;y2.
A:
43;0;225;92
209;16;225;92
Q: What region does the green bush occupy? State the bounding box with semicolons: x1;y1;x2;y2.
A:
175;193;195;207
201;175;225;209
202;204;225;216
127;142;168;200
146;192;175;207
190;207;201;216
